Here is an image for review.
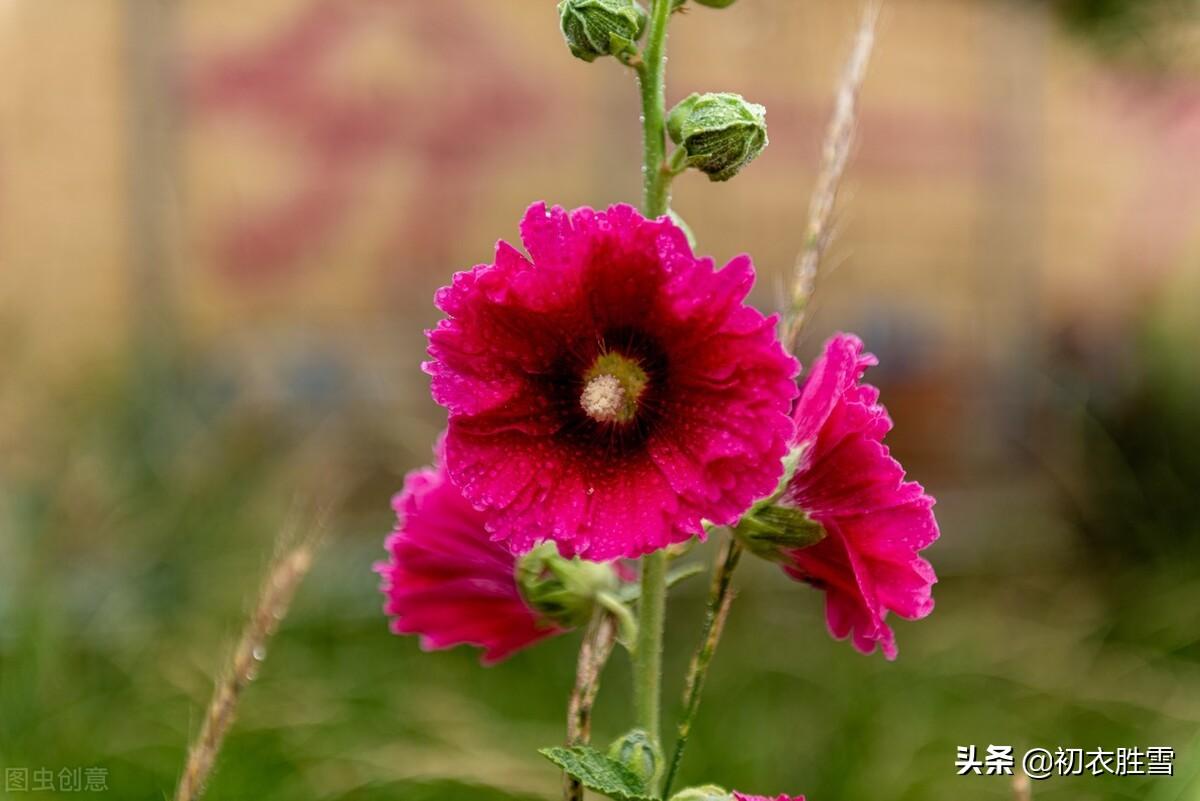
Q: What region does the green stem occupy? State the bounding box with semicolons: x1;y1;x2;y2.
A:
633;548;667;754
661;536;744;799
628;0;673;778
637;0;673;217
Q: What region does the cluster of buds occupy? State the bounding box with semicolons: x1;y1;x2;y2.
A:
558;0;766;184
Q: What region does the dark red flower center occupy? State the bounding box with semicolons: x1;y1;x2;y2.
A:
539;326;671;459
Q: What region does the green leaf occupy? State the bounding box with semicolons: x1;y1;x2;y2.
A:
539;745;659;800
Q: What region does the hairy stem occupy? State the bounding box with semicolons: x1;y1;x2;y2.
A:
634;549;668;758
637;0;673;217
628;0;673;779
564;612;619;801
661;536;744;798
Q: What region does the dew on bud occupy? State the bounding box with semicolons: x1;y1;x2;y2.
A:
558;0;648;63
666;92;768;181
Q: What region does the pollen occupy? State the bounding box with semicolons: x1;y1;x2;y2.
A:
581;374;626;422
580;350;649;424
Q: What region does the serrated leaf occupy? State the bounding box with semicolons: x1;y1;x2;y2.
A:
539;745;659;801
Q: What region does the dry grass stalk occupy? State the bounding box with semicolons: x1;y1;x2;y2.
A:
564;611;618;801
174;511;326;801
660;536;742;799
1013;770;1032;801
785;1;881;352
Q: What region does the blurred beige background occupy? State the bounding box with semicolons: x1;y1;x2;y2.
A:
3;0;1197;366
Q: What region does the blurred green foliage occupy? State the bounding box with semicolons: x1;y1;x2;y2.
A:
1042;0;1197;61
2;339;1199;801
1074;325;1200;566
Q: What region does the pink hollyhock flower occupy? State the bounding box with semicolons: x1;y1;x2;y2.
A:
377;457;564;664
733;794;805;801
779;333;939;660
426;202;798;561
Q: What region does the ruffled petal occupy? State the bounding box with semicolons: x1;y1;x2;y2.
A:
426;202;797;560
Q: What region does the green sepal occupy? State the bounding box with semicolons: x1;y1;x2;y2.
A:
667;208;696;248
773;446;804;499
731;445;826;561
516;543;619;628
734;503;826;563
596;590;639;649
608;32;640;63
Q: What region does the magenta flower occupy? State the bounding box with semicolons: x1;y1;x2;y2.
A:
733;793;805;801
426;202;798;561
780;333;939;659
376;456;563;664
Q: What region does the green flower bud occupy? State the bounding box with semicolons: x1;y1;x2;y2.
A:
667;92;768;181
558;0;648;63
733;503;826;564
607;728;662;787
515;543;618;628
669;786;732;801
